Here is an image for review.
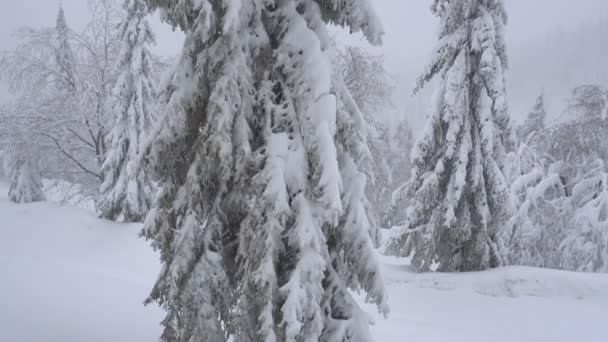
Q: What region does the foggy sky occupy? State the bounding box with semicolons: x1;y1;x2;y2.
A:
1;0;608;129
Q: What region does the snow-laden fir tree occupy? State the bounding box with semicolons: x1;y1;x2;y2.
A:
141;1;387;341
8;157;45;203
55;4;77;91
517;92;546;143
393;0;515;272
97;0;157;222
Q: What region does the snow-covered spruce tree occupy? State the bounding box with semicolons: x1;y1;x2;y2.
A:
141;1;387;341
97;0;157;222
517;92;546;143
8;158;45;203
55;4;77;91
393;0;515;272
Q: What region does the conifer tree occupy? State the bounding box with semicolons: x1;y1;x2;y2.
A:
8;158;45;203
518;92;546;143
97;0;157;222
394;0;514;272
383;118;415;228
141;0;387;341
55;4;77;91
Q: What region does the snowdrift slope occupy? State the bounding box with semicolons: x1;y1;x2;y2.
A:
362;256;608;342
1;182;607;342
0;182;163;342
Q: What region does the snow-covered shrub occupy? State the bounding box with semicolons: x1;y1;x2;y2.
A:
503;84;608;273
8;158;45;203
0;149;9;179
504;143;608;272
502;145;570;269
560;163;608;272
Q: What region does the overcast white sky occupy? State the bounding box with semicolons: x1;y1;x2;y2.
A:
2;0;608;128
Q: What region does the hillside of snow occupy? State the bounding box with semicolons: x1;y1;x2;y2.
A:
1;181;607;342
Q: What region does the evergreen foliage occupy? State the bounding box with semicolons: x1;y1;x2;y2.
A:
98;0;158;222
517;92;546;143
141;1;387;341
392;0;515;272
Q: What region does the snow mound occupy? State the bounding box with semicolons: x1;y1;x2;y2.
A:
382;255;608;299
361;257;608;342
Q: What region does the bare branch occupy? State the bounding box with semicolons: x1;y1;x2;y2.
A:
66;126;96;149
38;130;102;180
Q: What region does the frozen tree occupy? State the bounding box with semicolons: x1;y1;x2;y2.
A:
0;2;115;188
141;1;387;341
502;139;608;272
517;92;546;143
383;118;415;228
1;106;47;204
55;4;77;91
8;157;45;204
338;46;394;119
391;0;514;272
97;0;157;222
390;119;415;195
567;85;607;121
77;0;124;169
532;86;608;173
0;149;8;179
0;1;168;199
560;165;608;272
505;158;608;273
337;46;397;238
499;84;608;273
501;145;568;268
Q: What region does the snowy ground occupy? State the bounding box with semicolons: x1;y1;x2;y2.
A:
1;181;607;342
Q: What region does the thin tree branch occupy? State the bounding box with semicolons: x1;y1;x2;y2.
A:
38;130;102;180
66;126;96;149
